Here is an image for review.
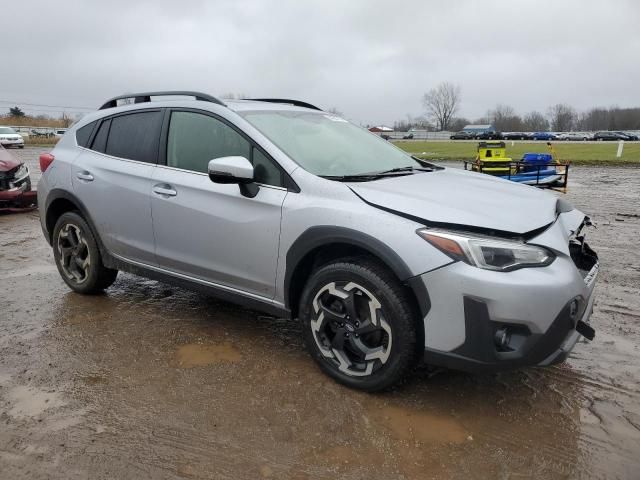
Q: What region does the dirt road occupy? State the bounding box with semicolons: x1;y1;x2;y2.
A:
1;148;639;479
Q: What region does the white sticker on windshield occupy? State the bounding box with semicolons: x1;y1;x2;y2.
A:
323;115;348;122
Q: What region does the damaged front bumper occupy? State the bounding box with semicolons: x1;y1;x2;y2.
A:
0;165;37;212
416;213;599;373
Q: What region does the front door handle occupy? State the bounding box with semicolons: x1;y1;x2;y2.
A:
76;171;94;182
152;184;177;197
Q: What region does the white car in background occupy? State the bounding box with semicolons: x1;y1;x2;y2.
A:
0;126;25;148
556;132;592;141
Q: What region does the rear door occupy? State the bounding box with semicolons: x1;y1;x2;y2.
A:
72;110;163;265
150;109;288;299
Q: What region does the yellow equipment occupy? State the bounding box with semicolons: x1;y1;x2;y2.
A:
473;141;511;174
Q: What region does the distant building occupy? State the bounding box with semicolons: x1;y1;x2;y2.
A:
463;124;496;134
368;126;394;133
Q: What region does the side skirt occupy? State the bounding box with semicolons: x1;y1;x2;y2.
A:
106;253;291;319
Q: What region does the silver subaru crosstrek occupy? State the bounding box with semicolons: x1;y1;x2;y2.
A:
38;91;599;391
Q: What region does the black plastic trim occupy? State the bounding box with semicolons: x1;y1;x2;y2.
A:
108;256;289;318
43;189;109;262
284;226;416;310
423;297;580;373
243;98;322;111
100;91;226;110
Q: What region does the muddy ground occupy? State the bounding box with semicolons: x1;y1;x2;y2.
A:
1;147;639;479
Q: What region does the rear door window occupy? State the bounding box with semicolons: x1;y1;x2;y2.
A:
91;119;111;153
103;111;163;163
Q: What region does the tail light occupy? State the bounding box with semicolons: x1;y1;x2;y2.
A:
39;153;55;172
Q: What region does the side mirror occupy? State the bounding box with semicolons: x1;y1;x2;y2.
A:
207;156;259;198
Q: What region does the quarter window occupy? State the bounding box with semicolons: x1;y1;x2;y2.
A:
76;121;96;147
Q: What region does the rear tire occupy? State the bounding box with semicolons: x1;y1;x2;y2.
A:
299;257;420;392
52;212;118;294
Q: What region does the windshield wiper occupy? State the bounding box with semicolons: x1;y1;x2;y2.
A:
373;166;433;175
319;174;385;182
320;166;434;182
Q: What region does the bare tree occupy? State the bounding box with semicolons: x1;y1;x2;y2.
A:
487;104;523;131
548;104;577;131
326;107;343;116
60;111;75;127
449;117;470;132
522;111;549;131
422;82;461;131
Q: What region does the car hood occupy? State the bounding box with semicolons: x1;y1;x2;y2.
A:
348;168;559;235
0;134;22;139
0;147;21;171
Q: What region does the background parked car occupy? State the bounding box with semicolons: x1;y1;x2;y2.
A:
556;132;590;141
530;132;556;141
0;126;25;149
30;128;56;138
475;131;502;140
449;131;475;140
502;132;529;140
402;133;414;139
593;131;625;141
614;131;639;141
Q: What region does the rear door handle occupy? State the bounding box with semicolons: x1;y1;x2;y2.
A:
152;184;177;197
76;171;94;182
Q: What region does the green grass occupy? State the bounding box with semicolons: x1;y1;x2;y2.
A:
394;141;640;165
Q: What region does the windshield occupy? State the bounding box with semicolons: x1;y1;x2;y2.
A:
0;127;17;134
240;111;421;176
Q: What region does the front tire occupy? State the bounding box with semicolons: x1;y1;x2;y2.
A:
299;258;420;392
52;212;118;294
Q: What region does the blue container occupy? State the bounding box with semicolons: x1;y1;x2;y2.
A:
522;153;553;164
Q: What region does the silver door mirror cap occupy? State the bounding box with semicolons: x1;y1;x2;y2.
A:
208;156;254;184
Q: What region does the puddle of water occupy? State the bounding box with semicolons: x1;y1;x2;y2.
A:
173;343;242;368
372;405;468;444
6;385;66;418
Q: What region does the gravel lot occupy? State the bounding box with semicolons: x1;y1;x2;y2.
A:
1;147;639;479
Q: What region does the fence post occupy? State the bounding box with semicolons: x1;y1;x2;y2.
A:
616;140;624;158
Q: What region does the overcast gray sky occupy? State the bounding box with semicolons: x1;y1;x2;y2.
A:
3;0;639;125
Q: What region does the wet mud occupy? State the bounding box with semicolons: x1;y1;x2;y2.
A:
1;148;639;479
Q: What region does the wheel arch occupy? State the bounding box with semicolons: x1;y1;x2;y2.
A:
284;226;430;326
44;189;113;267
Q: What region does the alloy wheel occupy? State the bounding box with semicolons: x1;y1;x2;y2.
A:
310;281;392;377
57;223;91;284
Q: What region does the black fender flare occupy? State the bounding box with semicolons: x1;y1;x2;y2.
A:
283;226;430;318
44;189;114;267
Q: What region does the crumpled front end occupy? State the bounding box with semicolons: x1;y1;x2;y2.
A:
0;163;37;212
415;209;599;372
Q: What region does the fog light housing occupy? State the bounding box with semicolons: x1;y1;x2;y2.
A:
568;297;585;322
494;327;511;350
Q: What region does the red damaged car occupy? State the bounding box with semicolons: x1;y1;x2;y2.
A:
0;144;36;212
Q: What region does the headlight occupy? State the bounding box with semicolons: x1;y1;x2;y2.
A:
14;164;28;179
417;229;555;271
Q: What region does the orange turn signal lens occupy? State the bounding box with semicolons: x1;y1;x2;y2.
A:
417;230;467;261
423;234;465;256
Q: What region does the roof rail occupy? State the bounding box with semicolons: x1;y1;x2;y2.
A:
99;91;226;110
244;98;322;111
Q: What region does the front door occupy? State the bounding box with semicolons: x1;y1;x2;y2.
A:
150;110;288;299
